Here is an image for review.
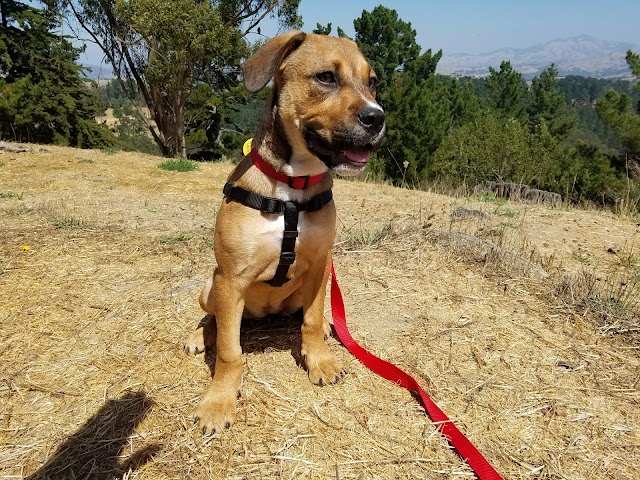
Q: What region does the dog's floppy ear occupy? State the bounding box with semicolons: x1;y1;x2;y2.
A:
242;31;307;92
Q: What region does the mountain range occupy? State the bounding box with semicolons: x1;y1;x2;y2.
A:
436;35;639;79
80;35;638;82
81;63;114;82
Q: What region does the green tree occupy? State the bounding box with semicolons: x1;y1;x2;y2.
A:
448;78;482;128
336;26;349;39
557;75;638;105
353;6;458;183
61;0;300;157
430;112;534;186
183;83;267;160
311;22;349;39
353;5;420;96
556;75;640;148
382;73;451;182
485;60;528;122
563;142;624;204
596;51;640;158
313;22;331;35
526;64;577;141
597;90;640;154
626;50;640;84
0;0;114;147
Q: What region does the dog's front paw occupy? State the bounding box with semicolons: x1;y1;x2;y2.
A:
302;345;345;386
193;387;239;435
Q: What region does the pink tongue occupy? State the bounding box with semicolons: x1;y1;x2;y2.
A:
343;148;371;164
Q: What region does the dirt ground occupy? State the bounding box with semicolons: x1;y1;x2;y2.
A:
1;146;639;479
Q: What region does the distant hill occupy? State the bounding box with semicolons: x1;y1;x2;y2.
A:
437;35;638;79
80;63;115;82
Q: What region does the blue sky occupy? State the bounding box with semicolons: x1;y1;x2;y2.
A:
79;0;640;64
293;0;640;53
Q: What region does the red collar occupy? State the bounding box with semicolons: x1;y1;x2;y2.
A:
250;148;326;189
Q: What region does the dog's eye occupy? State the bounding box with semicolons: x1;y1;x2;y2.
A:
369;77;378;92
315;71;337;86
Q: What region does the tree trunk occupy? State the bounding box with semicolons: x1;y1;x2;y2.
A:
1;0;7;29
175;90;187;158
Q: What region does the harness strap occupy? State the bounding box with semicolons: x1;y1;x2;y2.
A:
269;201;299;287
222;182;333;286
222;183;333;214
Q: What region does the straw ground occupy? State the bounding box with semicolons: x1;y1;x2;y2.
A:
1;146;639;479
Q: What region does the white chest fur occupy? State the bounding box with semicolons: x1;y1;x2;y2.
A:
257;210;312;247
259;213;287;249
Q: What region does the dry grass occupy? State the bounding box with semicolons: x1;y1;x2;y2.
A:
96;108;155;130
1;145;639;479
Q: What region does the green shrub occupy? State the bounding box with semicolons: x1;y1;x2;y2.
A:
158;159;199;172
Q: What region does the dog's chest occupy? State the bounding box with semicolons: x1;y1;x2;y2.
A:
258;214;286;246
256;211;320;252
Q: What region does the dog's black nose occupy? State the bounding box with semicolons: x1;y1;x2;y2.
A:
357;106;385;133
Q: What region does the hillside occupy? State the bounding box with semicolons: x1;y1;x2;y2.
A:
438;35;639;79
1;146;639;479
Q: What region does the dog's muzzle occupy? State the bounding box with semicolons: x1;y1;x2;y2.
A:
304;105;385;171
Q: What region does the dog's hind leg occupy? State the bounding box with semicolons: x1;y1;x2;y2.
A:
183;276;217;355
322;316;332;340
198;275;216;314
183;315;216;355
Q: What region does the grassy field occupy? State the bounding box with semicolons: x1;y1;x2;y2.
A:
96;107;155;129
1;145;639;479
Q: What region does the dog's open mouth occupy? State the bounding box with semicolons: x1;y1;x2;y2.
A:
332;148;371;167
303;128;375;169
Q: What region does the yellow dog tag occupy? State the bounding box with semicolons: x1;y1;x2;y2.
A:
242;138;253;156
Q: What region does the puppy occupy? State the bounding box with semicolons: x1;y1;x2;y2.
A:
184;31;385;434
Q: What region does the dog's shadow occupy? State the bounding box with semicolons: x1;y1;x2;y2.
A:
26;391;161;480
200;310;307;374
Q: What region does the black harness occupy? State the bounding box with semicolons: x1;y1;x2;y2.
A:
222;182;333;287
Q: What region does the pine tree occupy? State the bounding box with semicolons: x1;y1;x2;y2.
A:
485;60;528;122
353;5;420;96
353;6;455;183
448;78;482;128
312;23;332;35
0;0;113;147
382;73;451;182
596;51;640;157
526;64;577;141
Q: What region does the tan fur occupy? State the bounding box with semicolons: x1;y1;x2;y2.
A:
184;32;384;434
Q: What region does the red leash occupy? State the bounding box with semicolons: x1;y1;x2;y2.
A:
330;262;503;480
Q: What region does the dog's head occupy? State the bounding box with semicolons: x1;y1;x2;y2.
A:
243;31;385;176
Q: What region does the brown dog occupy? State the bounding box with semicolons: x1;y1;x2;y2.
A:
183;31;385;434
